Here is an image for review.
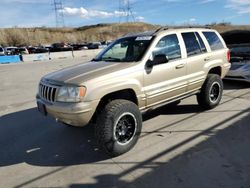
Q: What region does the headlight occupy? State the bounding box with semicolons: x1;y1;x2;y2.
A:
57;86;86;102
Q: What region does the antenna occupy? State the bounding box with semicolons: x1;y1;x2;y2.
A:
53;0;65;27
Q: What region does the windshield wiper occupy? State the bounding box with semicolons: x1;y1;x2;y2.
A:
101;57;121;62
92;58;100;61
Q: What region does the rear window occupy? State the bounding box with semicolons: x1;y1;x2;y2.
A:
203;32;224;51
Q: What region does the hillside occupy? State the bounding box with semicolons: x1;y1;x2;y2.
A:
0;22;250;46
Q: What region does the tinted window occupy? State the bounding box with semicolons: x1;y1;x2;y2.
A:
153;34;181;61
182;32;202;57
203;32;224;51
195;32;207;53
0;48;3;52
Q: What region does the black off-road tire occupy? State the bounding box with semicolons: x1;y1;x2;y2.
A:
95;99;142;157
197;74;223;110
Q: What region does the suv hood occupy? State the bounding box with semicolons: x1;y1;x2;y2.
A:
44;61;134;85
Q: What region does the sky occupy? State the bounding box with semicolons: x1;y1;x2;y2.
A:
0;0;249;28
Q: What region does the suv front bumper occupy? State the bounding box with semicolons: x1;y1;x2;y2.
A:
36;95;99;127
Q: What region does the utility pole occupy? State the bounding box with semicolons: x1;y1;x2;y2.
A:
119;0;135;23
53;0;65;27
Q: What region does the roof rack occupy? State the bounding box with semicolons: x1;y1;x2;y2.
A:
153;25;211;34
123;30;156;37
123;26;211;38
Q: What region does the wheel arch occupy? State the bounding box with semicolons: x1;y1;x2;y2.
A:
91;89;138;123
208;66;222;77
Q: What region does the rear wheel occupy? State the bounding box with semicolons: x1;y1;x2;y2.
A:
95;99;142;157
197;74;223;109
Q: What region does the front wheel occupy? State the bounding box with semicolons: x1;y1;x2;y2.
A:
95;99;142;157
197;74;223;110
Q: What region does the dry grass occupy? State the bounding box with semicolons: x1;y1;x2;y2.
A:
0;22;249;46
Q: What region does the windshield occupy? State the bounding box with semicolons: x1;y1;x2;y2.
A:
93;36;153;62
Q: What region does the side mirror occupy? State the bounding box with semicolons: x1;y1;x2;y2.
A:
154;54;169;65
146;54;169;68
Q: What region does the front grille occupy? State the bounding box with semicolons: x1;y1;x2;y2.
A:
39;83;57;102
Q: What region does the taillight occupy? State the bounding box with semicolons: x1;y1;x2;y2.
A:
227;50;231;62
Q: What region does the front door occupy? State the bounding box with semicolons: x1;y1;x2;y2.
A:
144;34;187;107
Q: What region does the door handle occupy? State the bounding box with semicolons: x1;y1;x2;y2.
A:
204;57;211;61
175;64;185;69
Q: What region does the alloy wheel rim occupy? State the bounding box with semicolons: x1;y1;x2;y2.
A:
114;112;137;145
209;82;221;103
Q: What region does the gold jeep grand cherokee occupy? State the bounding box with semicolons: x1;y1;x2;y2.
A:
37;27;231;156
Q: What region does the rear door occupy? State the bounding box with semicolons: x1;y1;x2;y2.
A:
181;32;208;92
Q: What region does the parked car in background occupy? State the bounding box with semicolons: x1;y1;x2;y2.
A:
18;47;29;55
28;46;49;54
71;43;88;51
50;43;73;52
87;42;101;49
225;44;250;82
0;46;5;56
5;47;18;55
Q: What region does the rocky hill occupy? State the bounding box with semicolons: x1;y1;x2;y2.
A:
0;22;249;46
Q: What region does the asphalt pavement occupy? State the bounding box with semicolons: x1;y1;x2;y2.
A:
0;57;249;188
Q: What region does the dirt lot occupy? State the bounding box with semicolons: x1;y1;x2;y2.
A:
0;58;249;188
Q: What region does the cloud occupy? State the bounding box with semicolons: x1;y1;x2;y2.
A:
62;7;136;19
226;0;250;14
189;18;196;22
135;16;145;22
199;0;216;4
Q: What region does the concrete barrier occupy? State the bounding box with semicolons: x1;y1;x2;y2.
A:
49;51;74;59
21;49;102;62
0;55;21;64
73;49;102;58
22;53;50;62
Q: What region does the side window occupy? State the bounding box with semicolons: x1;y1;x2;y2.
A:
182;32;202;57
153;34;181;61
195;32;207;53
202;32;224;51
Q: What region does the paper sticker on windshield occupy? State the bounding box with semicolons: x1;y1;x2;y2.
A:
135;36;152;41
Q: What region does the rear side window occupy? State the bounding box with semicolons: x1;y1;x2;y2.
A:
203;32;224;51
182;32;203;57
